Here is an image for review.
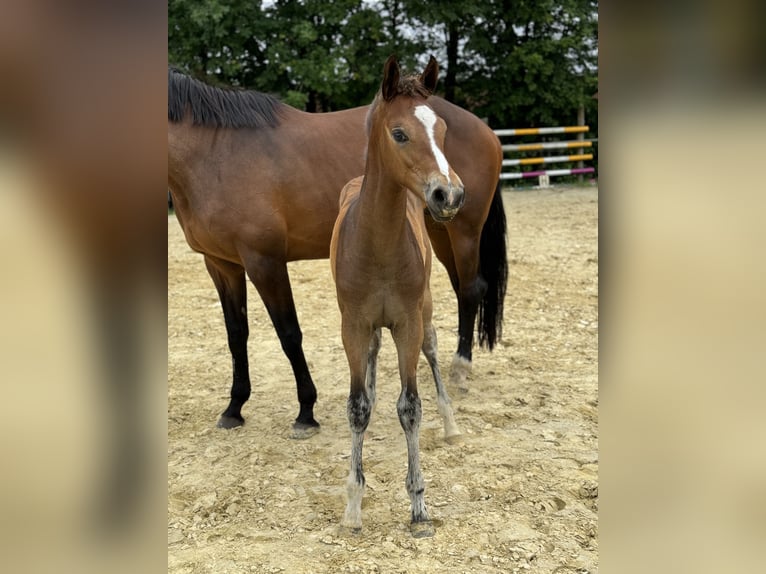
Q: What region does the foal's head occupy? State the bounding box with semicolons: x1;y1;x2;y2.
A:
368;55;465;222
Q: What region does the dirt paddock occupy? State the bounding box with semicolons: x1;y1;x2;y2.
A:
168;186;598;573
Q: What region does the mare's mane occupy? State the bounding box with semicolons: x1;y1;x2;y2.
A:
168;67;284;129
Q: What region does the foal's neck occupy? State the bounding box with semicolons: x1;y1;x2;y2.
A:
356;153;414;259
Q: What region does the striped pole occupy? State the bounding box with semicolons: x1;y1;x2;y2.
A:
502;153;593;167
502;140;593;152
577;105;586;183
498;167;595;180
493;126;589;137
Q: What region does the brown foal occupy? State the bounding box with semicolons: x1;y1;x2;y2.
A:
330;56;462;537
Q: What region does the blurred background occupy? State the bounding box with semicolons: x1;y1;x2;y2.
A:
0;1;167;572
0;0;764;572
600;1;766;573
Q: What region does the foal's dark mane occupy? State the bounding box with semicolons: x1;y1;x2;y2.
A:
168;67;284;128
393;74;433;99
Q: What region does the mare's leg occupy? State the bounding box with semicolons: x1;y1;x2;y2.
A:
341;319;373;532
244;255;319;437
449;231;487;390
424;218;459;293
424;219;486;391
392;318;434;538
449;185;509;388
204;255;251;429
421;288;461;440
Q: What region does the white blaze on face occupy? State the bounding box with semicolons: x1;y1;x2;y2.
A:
414;105;450;178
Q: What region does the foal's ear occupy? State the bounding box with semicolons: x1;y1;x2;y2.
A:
420;56;439;94
381;55;400;101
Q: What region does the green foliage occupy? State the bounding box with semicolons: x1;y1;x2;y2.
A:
168;0;267;86
457;0;598;128
168;0;598;130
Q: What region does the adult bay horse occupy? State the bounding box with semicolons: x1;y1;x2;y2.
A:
331;55;461;537
167;64;506;434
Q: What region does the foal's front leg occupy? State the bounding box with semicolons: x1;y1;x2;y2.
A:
393;320;435;538
366;327;382;415
341;320;373;532
343;387;371;532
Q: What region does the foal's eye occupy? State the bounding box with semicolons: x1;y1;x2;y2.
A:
392;128;409;143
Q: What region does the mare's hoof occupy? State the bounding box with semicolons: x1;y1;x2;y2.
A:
291;420;320;440
410;520;435;538
217;415;244;429
449;356;472;392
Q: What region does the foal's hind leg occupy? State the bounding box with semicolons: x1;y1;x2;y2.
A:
422;322;461;441
448;244;488;390
422;285;461;440
204;255;251;429
245;255;319;437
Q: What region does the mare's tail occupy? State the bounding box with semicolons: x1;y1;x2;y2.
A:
477;181;508;350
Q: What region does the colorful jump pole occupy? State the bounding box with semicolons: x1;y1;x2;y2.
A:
498;167;595;181
501;154;593;167
501;140;594;152
493;126;589;137
494;125;596;185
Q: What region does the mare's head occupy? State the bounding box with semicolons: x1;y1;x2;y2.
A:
367;55;465;222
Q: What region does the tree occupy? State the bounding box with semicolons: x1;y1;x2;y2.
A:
168;0;415;110
258;0;393;110
168;0;269;87
462;0;598;127
168;0;598;132
399;1;490;102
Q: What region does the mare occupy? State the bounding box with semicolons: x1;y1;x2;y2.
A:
330;55;462;537
167;64;506;434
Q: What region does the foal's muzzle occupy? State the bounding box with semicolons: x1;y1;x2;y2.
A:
425;180;465;222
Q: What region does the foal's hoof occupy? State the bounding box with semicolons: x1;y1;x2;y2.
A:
444;432;464;445
291;419;320;440
216;414;244;429
410;520;435;538
341;524;363;536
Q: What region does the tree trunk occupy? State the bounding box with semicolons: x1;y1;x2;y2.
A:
306;90;318;113
444;22;459;102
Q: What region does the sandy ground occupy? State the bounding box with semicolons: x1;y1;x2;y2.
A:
168;186;598;573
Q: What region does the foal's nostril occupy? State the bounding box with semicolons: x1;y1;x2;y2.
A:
433;187;447;205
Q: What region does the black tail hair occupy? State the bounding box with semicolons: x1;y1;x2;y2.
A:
477;181;508;350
